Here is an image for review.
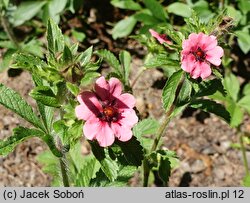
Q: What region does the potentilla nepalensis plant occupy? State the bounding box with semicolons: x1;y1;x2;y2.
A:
0;11;249;187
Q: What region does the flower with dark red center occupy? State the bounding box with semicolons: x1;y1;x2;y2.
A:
181;32;224;79
75;76;138;147
149;29;172;44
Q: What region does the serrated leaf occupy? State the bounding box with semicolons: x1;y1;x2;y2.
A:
36;150;61;186
144;54;179;68
194;79;225;98
90;141;119;181
162;70;183;112
158;157;171;185
0;83;45;131
62;45;73;64
47;19;64;57
66;82;80;96
176;77;192;106
227;102;244;127
235;30;250;54
90;165;136;187
12;1;47;26
0;127;44;156
168;2;192;18
79;46;93;67
75;158;96;186
243;83;250;96
143;0;168;21
32;75;54;133
30;86;60;108
112;16;137;39
95;49;122;76
111;0;142;10
190;99;231;123
238;95;250;114
223;73;240;102
115;136;144;166
81;72;101;86
119;50;131;83
133;118;160;138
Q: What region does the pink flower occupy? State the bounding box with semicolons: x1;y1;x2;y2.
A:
181;32;224;79
75;76;138;147
149;29;172;44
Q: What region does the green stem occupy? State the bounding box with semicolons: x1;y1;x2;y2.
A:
59;157;70;187
238;129;249;176
131;67;146;88
143;77;184;187
0;15;20;48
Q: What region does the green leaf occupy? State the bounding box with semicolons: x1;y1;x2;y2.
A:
144;54;179;68
190;99;231;123
66;82;80;96
75;158;96;186
72;30;86;42
167;2;192;18
134;12;160;25
243;83;250;95
12;1;47;26
243;174;250;187
238;0;250;15
90;142;119;181
158;157;171;185
81;72;101;86
194;79;225;98
227;102;244;127
95;49;121;76
30;86;60;108
111;0;142;10
62;45;73;64
235;30;250;54
36;150;61;186
238;95;250;114
116;136;144;166
119;50;131;83
0;83;45;130
223;73;240;102
133;118;160;150
47;19;64;57
79;46;93;67
47;0;67;23
90;165;136;187
0;127;44;156
112;16;137;39
162;70;183;112
143;0;167;21
32;75;54;133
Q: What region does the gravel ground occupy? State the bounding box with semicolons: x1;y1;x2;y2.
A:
0;60;249;186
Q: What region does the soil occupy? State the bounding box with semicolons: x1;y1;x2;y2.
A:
0;58;249;187
1;1;249;187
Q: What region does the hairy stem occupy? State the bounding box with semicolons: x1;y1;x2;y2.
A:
238;128;249;176
0;15;20;48
59;157;70;187
143;76;184;187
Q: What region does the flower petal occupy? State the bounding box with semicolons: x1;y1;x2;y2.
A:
202;35;217;51
109;77;122;97
95;122;115;147
83;117;101;140
181;54;196;73
190;61;202;79
200;62;212;79
119;109;138;127
206;46;224;66
76;91;102;119
116;93;136;109
149;29;171;44
111;123;133;142
95;76;110;101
